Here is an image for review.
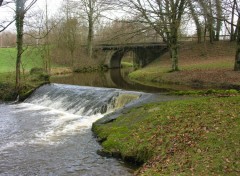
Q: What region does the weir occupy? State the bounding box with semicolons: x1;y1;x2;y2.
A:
25;83;141;116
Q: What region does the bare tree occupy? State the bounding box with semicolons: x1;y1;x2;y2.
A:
215;0;223;41
15;0;37;89
206;0;240;70
228;0;237;41
198;0;216;43
188;0;202;43
118;0;187;71
77;0;113;59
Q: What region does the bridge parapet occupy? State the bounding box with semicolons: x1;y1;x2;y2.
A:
96;42;167;50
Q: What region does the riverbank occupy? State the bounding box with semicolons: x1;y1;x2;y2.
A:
0;72;49;101
129;41;240;90
93;94;240;175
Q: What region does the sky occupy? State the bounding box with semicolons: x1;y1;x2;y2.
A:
0;0;63;31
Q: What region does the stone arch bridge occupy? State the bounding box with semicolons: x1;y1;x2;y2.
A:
96;43;168;68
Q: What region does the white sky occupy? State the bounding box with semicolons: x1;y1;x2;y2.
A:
0;0;63;31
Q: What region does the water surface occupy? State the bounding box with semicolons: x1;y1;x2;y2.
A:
0;85;139;175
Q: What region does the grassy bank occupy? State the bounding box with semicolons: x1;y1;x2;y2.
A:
93;95;240;175
0;47;68;101
129;41;240;90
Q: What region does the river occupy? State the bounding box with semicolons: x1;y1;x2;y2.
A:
0;82;148;175
0;69;170;175
51;68;170;92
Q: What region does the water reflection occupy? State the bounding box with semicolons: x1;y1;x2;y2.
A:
51;68;168;93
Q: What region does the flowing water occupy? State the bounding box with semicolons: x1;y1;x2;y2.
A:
0;84;144;176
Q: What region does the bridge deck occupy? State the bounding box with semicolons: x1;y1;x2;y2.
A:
96;42;167;50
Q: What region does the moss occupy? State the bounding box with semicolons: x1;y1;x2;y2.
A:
113;94;139;109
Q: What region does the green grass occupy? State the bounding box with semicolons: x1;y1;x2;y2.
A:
0;47;43;73
93;96;240;175
121;62;134;68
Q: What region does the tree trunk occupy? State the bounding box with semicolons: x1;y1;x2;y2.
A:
208;1;215;43
45;0;51;74
87;18;93;59
230;0;236;41
234;17;240;71
87;0;94;59
189;1;202;43
15;0;25;90
199;0;215;43
170;45;179;71
215;0;222;41
170;28;179;71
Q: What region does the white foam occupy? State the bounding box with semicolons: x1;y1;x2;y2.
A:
9;103;104;146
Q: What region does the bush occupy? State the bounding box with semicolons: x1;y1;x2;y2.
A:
30;67;45;75
29;67;49;82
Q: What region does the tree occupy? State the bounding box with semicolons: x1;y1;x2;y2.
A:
198;0;216;43
119;0;187;71
61;18;79;67
0;0;15;32
188;0;202;43
61;0;79;67
230;0;237;41
15;0;37;89
235;16;240;70
215;0;223;41
77;0;113;59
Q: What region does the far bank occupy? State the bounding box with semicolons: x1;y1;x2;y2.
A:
128;41;240;90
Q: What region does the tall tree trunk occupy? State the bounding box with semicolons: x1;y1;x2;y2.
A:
199;0;215;43
234;20;239;41
45;0;51;74
170;44;179;71
87;0;94;59
87;17;93;59
15;0;25;89
208;0;214;43
189;1;202;43
230;0;237;41
170;27;179;71
234;17;240;71
215;0;222;41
